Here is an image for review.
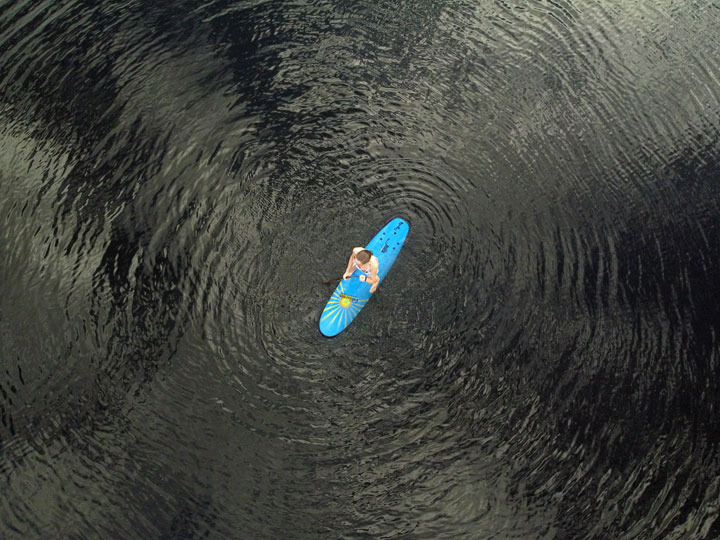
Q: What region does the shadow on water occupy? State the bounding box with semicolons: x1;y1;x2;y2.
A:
422;139;720;537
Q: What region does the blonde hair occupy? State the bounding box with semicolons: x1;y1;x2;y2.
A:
355;249;372;264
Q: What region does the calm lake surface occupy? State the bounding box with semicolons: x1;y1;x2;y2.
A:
2;0;720;538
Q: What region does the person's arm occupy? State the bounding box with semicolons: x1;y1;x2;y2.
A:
342;248;361;279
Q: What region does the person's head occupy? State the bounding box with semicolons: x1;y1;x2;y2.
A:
355;249;373;265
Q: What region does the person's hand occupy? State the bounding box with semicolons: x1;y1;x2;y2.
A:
370;284;377;293
342;272;351;280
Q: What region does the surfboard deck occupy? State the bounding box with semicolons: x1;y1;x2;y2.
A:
319;218;409;337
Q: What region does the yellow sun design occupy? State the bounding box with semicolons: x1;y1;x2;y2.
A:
320;281;367;328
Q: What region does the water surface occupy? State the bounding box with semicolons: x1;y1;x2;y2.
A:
2;0;720;538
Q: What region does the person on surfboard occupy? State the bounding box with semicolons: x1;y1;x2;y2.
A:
342;248;379;293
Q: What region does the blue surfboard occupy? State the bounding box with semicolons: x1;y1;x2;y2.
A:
320;218;409;337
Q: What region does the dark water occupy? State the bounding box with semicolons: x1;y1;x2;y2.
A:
2;0;720;538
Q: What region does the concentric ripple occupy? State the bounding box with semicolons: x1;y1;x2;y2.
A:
2;0;720;538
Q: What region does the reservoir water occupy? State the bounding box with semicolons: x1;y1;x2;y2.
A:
2;0;720;538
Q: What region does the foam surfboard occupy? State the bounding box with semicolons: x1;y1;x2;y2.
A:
320;218;409;337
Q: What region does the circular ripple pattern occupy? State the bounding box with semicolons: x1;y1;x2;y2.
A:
2;0;720;538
